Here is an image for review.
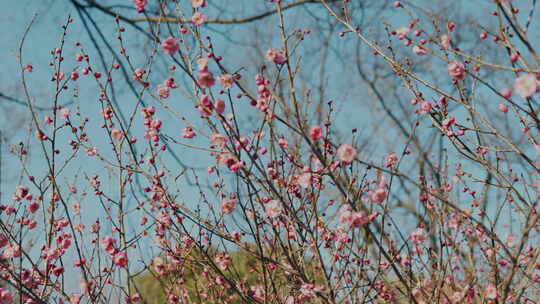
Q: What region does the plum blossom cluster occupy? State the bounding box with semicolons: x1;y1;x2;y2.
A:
266;48;286;65
101;236;129;268
5;1;540;303
196;94;225;117
513;73;539;98
196;58;215;88
141;106;163;144
156;78;178;99
252;74;273;112
132;0;147;13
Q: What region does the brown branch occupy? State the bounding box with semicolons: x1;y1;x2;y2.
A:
0;92;72;111
79;0;337;25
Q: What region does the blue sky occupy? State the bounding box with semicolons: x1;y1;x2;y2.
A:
1;0;539;298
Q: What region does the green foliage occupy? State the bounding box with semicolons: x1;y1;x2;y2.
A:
132;244;325;303
132;246;259;303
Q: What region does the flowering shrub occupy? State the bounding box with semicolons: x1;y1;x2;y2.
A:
2;0;540;303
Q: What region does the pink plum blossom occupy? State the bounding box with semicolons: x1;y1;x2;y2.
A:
395;27;409;40
182;126;196;138
410;228;426;246
3;243;21;258
447;60;465;80
161;37;179;55
266;48;286;65
132;0;147;12
192;0;206;8
513;73;538;98
309;125;323;140
297;173;312;189
337;144;357;163
219;74;234;89
339;205;369;228
371;188;387;203
210;133;227;148
198;71;215;88
440;34;451;48
385;153;398;167
214;99;225;114
221;199;237;214
485;283;499;300
157;84;170;99
265;200;283;218
60;108;70;119
192;12;205;26
412;45;426;55
501;88;512;99
110;129;123;140
113;251;128;268
419;100;432;113
0;289;13;304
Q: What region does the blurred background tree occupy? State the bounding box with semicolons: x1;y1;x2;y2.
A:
133;242;327;303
